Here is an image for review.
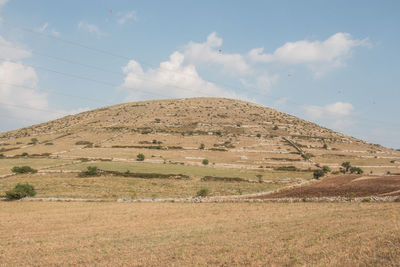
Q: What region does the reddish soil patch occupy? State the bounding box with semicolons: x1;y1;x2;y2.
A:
257;175;400;198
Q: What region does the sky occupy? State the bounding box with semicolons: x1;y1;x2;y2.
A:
0;0;399;148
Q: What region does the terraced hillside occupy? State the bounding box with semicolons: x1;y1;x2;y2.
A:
0;98;399;199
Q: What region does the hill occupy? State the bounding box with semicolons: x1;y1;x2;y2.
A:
0;97;399;199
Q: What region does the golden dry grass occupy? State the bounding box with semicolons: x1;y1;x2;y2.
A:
0;202;399;266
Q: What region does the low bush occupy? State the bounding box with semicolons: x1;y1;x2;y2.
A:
313;169;325;179
75;141;93;146
5;183;36;200
201;176;247;182
274;166;299;171
11;166;37;174
79;166;99;177
105;170;189;179
202;159;209;165
137;153;145;161
196;188;210;197
350;167;364;174
322;165;331;174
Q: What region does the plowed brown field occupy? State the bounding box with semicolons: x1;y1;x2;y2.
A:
258;175;400;198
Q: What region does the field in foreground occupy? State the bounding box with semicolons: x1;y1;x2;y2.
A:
1;202;400;266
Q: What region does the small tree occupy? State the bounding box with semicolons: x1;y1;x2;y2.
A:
256;133;261;138
199;143;205;150
313;169;325;179
80;166;99;177
273;125;279;130
323;143;328;149
322;165;331;174
6;183;36;200
202;159;209;165
137;153;145;161
350;167;364;174
341;162;351;173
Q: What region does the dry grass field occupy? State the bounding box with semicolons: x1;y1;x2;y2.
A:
1;202;400;266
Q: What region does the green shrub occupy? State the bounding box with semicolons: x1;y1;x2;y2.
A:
302;153;314;160
202;159;209;165
341;161;351;172
273;125;279;130
275;166;299;171
256;133;261;138
79;166;99;177
196;188;210;197
11;166;37;174
75;141;93;146
313;169;325;179
199;143;205;150
323;143;328;149
350;167;363;174
5;183;36;200
322;165;331;174
137;153;145;161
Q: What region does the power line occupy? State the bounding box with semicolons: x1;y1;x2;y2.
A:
0;57;220;99
0;21;271;99
0;81;112;105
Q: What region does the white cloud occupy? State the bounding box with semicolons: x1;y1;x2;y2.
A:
183;32;250;75
0;0;7;8
248;33;368;75
78;21;106;37
0;36;31;60
36;22;60;37
304;101;354;129
121;51;247;101
274;97;289;107
117;10;137;24
0;35;90;130
0;61;50;123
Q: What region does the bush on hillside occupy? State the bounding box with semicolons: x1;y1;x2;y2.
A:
202;159;209;165
322;165;331;174
6;183;36;200
137;153;145;161
196;188;210;197
350;167;364;174
11;166;37;174
79;166;99;177
341;161;351;173
313;169;325;180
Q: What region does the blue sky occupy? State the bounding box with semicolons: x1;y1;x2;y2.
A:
0;0;399;148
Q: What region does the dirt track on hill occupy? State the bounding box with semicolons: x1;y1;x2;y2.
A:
256;175;400;198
